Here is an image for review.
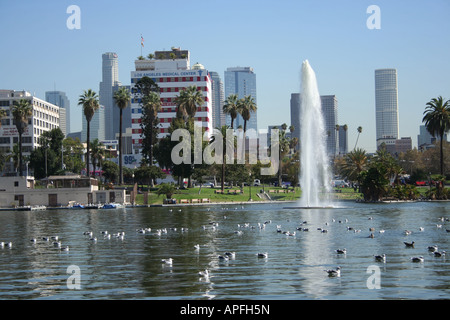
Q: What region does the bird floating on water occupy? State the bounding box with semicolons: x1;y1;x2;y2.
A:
198;269;209;277
433;251;445;257
411;256;424;263
324;266;341;277
427;245;438;252
224;251;236;259
162;258;173;265
257;252;268;258
336;248;347;254
374;254;386;262
404;241;415;248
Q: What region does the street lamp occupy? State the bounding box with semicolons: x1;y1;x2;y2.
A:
248;171;252;202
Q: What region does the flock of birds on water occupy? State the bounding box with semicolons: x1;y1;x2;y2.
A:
1;206;450;282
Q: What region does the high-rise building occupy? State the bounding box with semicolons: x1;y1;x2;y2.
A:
375;69;399;152
209;71;225;129
45;91;70;136
290;93;339;156
224;67;257;131
321;95;339;156
0;90;60;173
130;48;212;163
418;124;447;149
338;125;348;155
100;52;121;140
290;93;301;143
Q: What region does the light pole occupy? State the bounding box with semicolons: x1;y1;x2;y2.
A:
248;171;252;202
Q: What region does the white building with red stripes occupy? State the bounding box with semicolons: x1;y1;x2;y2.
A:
130;48;212;158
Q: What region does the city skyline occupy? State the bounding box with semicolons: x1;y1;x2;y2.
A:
0;1;449;152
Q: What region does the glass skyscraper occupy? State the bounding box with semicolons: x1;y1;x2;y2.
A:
224;67;257;131
100;52;121;140
45;91;70;135
209;71;225;130
375;68;399;151
290;93;339;156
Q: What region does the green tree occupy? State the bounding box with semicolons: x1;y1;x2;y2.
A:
134;165;165;189
134;77;160;167
102;160;119;183
223;94;239;129
359;163;389;202
175;85;204;122
423;96;450;175
10;99;32;176
78;89;99;177
90;139;105;177
156;183;176;200
29;128;64;179
341;148;369;184
113;87;131;185
354;126;363;150
237;95;257;133
63;137;84;174
141;92;161;166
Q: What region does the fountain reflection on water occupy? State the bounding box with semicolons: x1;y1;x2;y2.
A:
298;60;333;208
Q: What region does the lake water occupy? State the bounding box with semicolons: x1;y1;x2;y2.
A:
0;201;449;300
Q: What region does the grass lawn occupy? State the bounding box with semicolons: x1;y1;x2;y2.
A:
134;186;302;205
131;186;366;205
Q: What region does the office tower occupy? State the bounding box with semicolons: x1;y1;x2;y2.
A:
209;71;225;129
290;93;339;156
0;90;60;173
81;105;105;142
290;93;301;143
338;125;348;155
321;95;339;156
100;52;121;140
375;68;399;152
418;124;447;148
224;67;257;131
45;91;70;135
130;48;212;163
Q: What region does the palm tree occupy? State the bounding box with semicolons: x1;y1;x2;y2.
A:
354;126;363;150
141;91;161;167
113;87;131;185
90;139;105;178
342;124;348;154
0;108;6;127
78;89;99;178
175;85;204;122
10;99;32;176
237;95;257;133
423;96;450;175
341;148;368;186
223;94;239;129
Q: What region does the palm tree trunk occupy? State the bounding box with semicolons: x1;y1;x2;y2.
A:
119;108;123;185
18;132;23;176
86;122;90;178
440;133;444;175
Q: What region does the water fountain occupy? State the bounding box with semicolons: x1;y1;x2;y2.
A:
289;60;333;209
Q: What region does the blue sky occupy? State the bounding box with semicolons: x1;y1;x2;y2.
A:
0;0;449;152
